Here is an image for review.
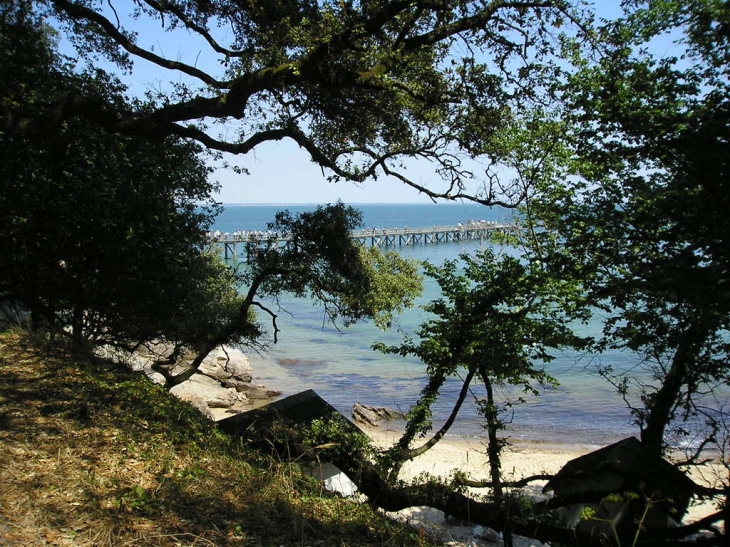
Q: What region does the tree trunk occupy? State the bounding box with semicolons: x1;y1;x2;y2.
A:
325;448;715;546
482;373;504;501
71;302;84;352
157;269;281;388
722;482;730;547
230;420;723;545
641;322;709;459
383;367;475;483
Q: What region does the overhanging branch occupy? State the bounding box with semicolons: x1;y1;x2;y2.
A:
52;0;230;88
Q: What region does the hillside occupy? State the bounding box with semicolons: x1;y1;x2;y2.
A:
0;330;435;547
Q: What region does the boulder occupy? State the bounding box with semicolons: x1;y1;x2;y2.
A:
352;403;405;427
170;373;244;408
174;393;216;421
97;341;281;416
199;346;252;382
233;383;282;400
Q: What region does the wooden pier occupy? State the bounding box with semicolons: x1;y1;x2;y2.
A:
210;222;514;260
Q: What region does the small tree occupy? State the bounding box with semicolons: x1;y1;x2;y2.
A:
374;248;585;499
163;202;423;387
0;8;233;351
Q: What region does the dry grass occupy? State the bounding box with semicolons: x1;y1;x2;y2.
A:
0;329;435;547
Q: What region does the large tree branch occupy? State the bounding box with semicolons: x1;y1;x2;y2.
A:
141;0;247;58
312;444;724;546
154;265;294;387
31;0;570;210
454;473;554;489
335;448;726;545
51;0;230;88
403;1;557;50
169;123;295;154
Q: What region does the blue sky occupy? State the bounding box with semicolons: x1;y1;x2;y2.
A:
215;140;442;204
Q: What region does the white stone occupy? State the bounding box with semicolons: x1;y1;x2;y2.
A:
309;462;358;497
199;346;252;381
174;393;215;420
170;374;239;408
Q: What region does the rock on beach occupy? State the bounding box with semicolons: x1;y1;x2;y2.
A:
97;342;280;419
199;347;253;383
352;403;405;427
169;372;244;408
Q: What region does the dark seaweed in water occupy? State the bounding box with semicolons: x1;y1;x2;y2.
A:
277;358;328;367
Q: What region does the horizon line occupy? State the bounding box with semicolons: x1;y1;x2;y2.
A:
218;201;489;206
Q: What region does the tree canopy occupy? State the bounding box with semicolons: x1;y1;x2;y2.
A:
529;0;730;462
3;0;585;205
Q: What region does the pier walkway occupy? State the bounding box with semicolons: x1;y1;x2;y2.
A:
210;221;514;260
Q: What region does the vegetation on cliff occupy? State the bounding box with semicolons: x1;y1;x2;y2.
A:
0;329;435;547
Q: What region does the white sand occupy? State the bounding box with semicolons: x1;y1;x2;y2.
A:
361;426;590;546
363;425;586;496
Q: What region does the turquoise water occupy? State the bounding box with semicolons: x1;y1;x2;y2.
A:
213;202;508;234
213;203;639;446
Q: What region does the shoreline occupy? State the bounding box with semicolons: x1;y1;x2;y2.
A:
359;423;601;500
213;361;721;530
243;347;640;446
357;423;720;526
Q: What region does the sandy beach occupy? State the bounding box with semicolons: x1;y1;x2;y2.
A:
357;423;721;533
213;386;722;544
362;424;587;496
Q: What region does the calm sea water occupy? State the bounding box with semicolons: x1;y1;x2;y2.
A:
213;203;639;447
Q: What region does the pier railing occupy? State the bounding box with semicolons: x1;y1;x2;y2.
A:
209;222;515;260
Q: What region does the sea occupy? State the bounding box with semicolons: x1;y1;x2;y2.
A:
212;203;640;447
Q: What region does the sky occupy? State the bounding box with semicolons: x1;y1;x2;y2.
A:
69;2;632;204
214;140;443;204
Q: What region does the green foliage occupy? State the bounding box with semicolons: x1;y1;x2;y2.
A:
579;492;650;547
243;201;421;333
375;248;586;490
0;8;243;353
526;0;730;459
118;485;154;514
301;417;373;459
378;247;581;428
351;246;423;329
119;382;214;444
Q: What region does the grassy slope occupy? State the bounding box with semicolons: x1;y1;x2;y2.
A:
0;330;434;547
